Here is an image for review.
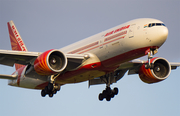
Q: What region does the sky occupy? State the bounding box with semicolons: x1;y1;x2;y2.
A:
0;0;180;116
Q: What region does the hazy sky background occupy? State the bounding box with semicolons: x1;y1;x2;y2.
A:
0;0;180;116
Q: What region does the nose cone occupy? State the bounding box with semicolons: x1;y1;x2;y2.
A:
159;26;168;41
155;26;169;47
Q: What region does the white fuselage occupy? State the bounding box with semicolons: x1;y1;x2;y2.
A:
60;18;168;61
8;18;168;89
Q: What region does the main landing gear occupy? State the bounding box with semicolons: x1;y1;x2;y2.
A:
99;86;118;101
98;73;119;101
41;74;61;98
41;83;60;98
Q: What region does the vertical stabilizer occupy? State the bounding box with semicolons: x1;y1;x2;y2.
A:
7;20;28;70
7;21;28;51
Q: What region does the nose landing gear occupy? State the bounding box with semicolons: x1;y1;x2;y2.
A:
145;48;158;69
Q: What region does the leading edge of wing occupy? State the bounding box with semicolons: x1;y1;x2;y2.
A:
170;62;180;69
0;49;39;66
0;49;86;71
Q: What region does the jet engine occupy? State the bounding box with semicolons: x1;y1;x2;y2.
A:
34;49;67;75
139;57;171;84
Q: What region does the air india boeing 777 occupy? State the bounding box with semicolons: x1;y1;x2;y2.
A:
0;18;180;101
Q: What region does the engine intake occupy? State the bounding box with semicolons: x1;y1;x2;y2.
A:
139;57;171;84
34;49;67;75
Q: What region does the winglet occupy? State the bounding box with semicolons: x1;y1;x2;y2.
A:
7;20;28;52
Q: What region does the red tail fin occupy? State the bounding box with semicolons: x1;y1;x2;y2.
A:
7;20;28;70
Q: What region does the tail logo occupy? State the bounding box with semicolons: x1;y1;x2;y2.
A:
8;20;28;70
10;25;26;51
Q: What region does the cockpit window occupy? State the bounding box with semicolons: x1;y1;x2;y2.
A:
148;23;166;27
152;23;155;26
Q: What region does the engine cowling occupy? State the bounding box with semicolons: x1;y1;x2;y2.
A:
34;49;67;75
139;57;171;84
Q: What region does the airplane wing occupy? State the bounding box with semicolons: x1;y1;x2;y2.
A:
0;50;39;66
89;59;180;87
127;60;180;75
0;49;85;69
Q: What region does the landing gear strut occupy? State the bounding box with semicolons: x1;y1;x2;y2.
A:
145;48;158;69
98;73;119;101
41;74;61;98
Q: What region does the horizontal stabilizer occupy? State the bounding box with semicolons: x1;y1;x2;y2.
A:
0;74;17;80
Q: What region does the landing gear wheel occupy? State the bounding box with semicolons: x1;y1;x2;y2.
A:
41;89;46;97
113;87;118;95
53;90;57;94
48;83;53;91
98;86;119;101
106;96;111;101
110;93;115;98
49;92;54;98
44;86;49;94
99;93;104;101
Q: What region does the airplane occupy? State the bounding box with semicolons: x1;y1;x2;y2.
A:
0;18;180;101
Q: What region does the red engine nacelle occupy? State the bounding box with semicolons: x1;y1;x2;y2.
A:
139;57;171;84
34;49;67;76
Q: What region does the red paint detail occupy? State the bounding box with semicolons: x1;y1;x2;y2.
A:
78;45;99;54
103;36;125;45
83;62;102;69
105;31;114;37
68;41;99;54
7;22;22;51
139;57;163;84
7;22;27;52
104;25;130;37
56;61;116;82
68;25;130;54
69;35;126;54
145;48;150;55
16;65;26;86
79;36;125;54
104;31;127;42
102;47;155;67
7;22;27;70
34;49;56;75
56;46;158;82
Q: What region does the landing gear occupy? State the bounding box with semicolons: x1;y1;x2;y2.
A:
41;74;61;98
145;48;158;69
41;83;60;97
99;86;118;101
98;73;119;101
